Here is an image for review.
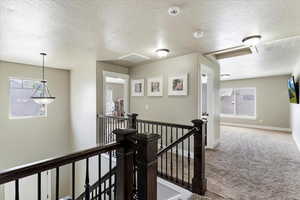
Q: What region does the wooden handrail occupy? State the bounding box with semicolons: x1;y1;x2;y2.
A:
157;127;197;157
0;142;121;185
97;114;129;120
137;119;193;130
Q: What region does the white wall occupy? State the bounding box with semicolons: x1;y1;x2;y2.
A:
291;67;300;150
0;61;71;198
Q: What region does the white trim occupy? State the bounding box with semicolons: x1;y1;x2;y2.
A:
102;71;129;115
292;133;300;152
221;122;292;133
220;114;257;120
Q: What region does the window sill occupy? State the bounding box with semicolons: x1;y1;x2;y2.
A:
9;115;47;120
220;114;257;120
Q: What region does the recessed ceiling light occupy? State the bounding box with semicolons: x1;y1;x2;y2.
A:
242;35;262;46
155;49;170;57
193;30;204;39
168;6;181;16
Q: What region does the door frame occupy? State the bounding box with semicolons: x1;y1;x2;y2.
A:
102;71;129;116
198;64;218;149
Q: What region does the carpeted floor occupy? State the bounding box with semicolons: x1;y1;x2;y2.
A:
206;126;300;200
159;126;300;200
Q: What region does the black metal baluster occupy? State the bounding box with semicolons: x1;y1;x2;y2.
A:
98;154;102;200
56;167;59;200
85;158;90;200
188;135;191;185
109;151;112;200
182;128;184;185
15;179;19;200
165;125;168;178
171;127;173;179
38;172;41;200
105;118;107;144
104;180;107;200
160;125;163;174
72;162;75;200
176;128;179;183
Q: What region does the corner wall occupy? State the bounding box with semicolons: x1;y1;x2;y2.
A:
129;53;220;147
291;67;300;150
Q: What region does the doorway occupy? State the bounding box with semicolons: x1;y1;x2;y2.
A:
199;65;218;149
103;71;129;117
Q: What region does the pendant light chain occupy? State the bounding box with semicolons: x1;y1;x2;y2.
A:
42;54;45;81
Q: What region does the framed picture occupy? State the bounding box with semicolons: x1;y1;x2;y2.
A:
131;79;144;96
168;74;188;96
147;77;163;96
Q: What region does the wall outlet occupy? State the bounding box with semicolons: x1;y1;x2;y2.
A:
145;104;149;110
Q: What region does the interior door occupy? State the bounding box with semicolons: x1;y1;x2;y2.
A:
4;171;51;200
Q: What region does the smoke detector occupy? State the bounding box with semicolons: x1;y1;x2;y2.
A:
168;6;181;16
193;30;204;39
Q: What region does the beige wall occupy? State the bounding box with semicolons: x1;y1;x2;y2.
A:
129;53;199;125
221;75;291;129
0;61;71;198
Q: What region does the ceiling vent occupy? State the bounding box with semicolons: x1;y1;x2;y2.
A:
119;53;150;63
204;46;252;60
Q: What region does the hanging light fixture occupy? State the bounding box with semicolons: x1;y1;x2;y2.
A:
31;53;56;105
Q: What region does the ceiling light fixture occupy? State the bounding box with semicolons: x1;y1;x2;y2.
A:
31;53;56;105
155;49;170;57
168;6;181;16
242;35;262;46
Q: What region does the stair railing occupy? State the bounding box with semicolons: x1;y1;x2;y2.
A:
98;113;207;196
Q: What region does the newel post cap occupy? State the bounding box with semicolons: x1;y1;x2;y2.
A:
191;119;204;128
127;113;138;118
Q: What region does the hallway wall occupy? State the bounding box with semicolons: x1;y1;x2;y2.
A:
221;75;291;130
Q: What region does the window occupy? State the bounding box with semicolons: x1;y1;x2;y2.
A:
9;78;46;119
220;87;256;118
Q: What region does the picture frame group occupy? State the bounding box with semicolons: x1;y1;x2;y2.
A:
131;73;188;97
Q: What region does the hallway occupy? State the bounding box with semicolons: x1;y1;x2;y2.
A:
206;126;300;200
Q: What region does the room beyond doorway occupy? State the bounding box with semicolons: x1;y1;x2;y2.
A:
102;71;129;117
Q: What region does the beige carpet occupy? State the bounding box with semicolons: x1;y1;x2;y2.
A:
159;126;300;200
206;126;300;200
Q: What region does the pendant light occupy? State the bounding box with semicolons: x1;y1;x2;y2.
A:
31;53;56;105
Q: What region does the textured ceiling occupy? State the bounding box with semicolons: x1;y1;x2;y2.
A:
1;0;300;78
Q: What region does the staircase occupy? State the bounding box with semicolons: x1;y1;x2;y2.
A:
0;113;207;200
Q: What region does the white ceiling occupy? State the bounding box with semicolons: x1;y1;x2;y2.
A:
1;0;300;79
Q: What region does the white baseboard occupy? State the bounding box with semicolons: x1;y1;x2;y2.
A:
221;122;292;133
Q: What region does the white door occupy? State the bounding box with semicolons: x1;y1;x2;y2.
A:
4;171;51;200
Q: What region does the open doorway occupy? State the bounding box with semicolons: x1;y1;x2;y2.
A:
199;64;218;149
103;71;129;117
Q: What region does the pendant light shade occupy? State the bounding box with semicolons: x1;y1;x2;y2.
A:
31;53;56;105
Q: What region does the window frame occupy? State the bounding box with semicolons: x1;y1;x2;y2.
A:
8;77;48;120
220;87;257;120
